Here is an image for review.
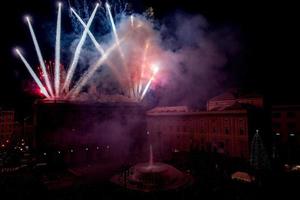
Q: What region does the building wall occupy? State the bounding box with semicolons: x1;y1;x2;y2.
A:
0;110;15;144
147;111;249;159
272;106;300;144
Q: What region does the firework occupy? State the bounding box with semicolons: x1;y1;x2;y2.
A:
15;1;161;102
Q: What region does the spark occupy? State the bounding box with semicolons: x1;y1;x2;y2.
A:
70;7;105;55
140;64;159;100
68;38;124;98
138;40;150;95
15;49;50;98
71;8;126;93
105;2;119;46
63;3;99;92
106;2;132;96
26;16;54;97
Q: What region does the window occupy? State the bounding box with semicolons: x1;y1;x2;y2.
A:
272;122;281;129
218;142;224;148
225;128;229;135
213;127;217;133
240;128;244;135
272;112;281;118
287;123;296;129
287;112;296;118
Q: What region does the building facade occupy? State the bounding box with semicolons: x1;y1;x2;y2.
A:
271;105;300;162
146;90;266;160
147;107;250;159
0;110;15;145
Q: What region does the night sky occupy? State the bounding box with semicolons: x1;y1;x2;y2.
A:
0;0;299;109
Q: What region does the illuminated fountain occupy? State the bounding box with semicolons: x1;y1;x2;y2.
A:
111;145;193;192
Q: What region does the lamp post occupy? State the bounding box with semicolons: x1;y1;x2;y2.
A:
288;133;295;164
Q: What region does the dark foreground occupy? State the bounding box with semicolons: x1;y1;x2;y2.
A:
1;151;299;200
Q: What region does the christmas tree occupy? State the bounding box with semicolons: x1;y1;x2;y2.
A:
250;130;271;170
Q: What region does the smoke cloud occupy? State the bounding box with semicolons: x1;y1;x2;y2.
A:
42;1;240;106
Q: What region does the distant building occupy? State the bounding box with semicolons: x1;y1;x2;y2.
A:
146;90;265;160
272;105;300;143
0;109;15;145
147;106;250;159
207;89;264;111
271;105;300;162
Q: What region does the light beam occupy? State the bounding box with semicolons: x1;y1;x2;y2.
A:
55;2;62;97
70;7;105;55
63;3;99;92
140;64;159;100
138;40;150;96
26;16;54;97
15;49;50;98
68;38;124;98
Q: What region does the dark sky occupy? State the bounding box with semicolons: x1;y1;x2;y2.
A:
0;0;299;108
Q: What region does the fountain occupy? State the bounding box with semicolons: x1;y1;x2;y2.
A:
110;145;193;192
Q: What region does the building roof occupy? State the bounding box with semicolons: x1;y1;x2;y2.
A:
147;106;189;113
209;89;262;102
272;104;300;110
147;106;247;116
209;102;245;111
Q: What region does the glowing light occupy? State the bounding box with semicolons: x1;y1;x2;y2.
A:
130;15;134;27
15;49;50;98
24;15;31;22
55;3;62;97
63;3;99;92
151;64;159;74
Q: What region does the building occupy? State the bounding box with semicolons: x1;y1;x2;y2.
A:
0;109;15;146
271;105;300;162
207;89;264;111
34;100;147;166
147;106;250;159
146;90;266;160
272;105;300;143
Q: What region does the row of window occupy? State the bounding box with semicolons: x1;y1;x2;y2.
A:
272;122;297;129
272;112;297;118
168;126;245;135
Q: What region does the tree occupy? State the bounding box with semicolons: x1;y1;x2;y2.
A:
250;130;271;170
